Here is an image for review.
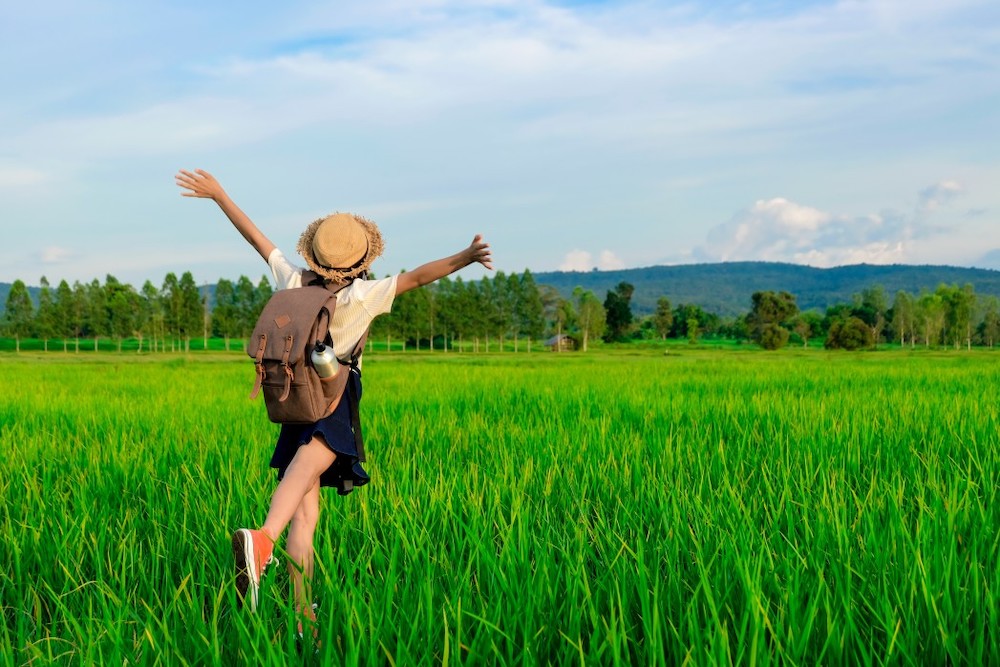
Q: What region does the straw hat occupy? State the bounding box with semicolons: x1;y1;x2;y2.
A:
296;212;385;282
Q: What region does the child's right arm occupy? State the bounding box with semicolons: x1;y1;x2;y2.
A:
175;169;276;262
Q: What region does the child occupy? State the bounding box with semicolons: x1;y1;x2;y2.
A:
175;168;492;634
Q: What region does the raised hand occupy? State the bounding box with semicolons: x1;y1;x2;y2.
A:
175;169;226;200
465;234;493;270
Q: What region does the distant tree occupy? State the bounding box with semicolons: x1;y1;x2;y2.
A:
890;290;916;348
162;273;182;351
234;275;257;344
938;283;975;350
748;291;798;350
86;278;109;351
106;275;141;352
54;279;75;352
71;281;87;352
178;272;203;352
978;296;1000;348
670;303;717;339
573;287;605;352
853;285;888;345
254;275;274;322
140;280;162;352
825;316;874;350
514;270;545;351
686;317;700;345
36;276;57;352
653;297;673;340
212;278;240;351
3;280;34;352
791;311;823;348
916;290;946;348
603;282;634;342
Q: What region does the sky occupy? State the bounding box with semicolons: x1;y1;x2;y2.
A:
1;0;999;288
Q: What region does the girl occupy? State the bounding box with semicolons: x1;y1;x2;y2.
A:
175;168;492;634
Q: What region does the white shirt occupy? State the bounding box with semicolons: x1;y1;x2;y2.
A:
268;248;397;360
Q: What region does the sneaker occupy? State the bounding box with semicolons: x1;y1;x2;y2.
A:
232;528;276;611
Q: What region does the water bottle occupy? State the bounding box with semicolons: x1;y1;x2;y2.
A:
311;342;338;379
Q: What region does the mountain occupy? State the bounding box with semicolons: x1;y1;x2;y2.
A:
4;262;1000;318
533;262;1000;317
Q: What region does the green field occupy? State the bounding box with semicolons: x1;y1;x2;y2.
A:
1;349;997;665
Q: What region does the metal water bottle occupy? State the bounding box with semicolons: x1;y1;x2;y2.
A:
311;342;338;379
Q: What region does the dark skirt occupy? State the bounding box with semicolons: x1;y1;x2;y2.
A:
269;367;369;496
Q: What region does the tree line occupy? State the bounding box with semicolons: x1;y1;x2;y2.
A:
2;272;999;353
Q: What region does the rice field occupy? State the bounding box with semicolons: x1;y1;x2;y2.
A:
0;348;997;665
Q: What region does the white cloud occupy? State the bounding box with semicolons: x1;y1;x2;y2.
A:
694;184;960;267
39;246;74;263
559;249;625;271
598;250;625;270
918;180;964;213
0;166;48;189
560;249;593;271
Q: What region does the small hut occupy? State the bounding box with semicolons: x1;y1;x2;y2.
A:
544;334;575;352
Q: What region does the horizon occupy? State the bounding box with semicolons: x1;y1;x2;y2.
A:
2;1;999;286
4;257;1000;291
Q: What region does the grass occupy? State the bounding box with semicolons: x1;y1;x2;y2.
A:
0;348;997;665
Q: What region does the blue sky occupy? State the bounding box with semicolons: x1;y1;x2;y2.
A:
1;0;999;287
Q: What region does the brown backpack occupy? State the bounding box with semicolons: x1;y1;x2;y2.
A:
247;272;368;425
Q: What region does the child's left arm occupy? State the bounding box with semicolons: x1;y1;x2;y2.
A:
395;234;492;296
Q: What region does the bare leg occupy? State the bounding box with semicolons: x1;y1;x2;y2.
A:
261;437;335;541
286;479;321;619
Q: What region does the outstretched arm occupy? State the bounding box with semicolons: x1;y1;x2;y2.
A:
175;169;276;262
395;235;493;296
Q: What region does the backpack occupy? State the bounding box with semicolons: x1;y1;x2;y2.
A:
247;271;368;425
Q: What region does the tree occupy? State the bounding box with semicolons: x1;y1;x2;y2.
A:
825;316;874;350
603;281;634;342
853;285;888;345
916;291;945;348
54;279;75;352
653;297;673;340
938;283;975;350
890;290;916;347
178;272;203;352
748;291;798;350
791;311;823;348
514;270;545;351
106;275;141;352
140;280;163;352
86;278;109;351
36;276;57;352
3;280;34;352
978;296;1000;348
686;317;700;345
670;303;712;339
212;278;240;351
573;287;605;352
71;282;87;352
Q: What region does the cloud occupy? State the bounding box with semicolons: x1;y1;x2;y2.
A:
976;249;1000;270
0;166;48;189
39;246;74;263
598;250;625;270
919;180;963;213
694;189;949;267
559;249;625;271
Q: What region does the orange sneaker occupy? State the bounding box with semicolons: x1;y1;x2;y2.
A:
232;528;276;611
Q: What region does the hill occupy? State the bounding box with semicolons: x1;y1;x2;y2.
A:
4;262;1000;318
533;262;1000;317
